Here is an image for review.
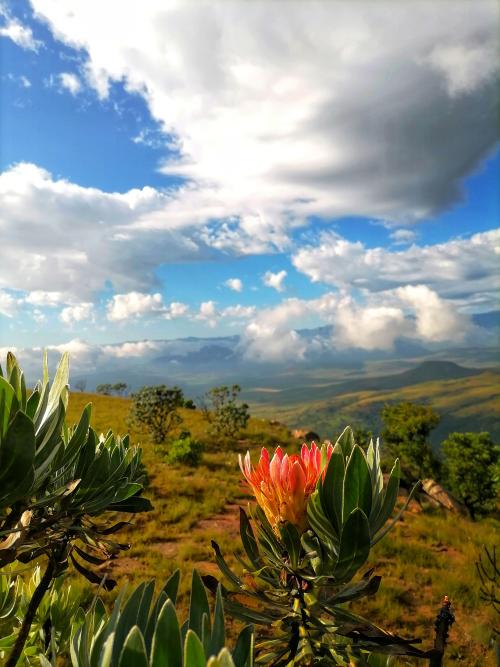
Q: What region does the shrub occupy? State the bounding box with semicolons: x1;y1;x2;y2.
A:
129;384;184;443
70;570;253;666
165;431;204;467
202;384;249;439
381;401;440;480
0;352;151;666
442;432;499;519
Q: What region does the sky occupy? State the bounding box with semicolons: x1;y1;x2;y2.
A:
0;0;499;368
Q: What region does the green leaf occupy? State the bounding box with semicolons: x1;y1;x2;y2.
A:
279;522;301;569
239;508;260;568
335;425;355;459
184;629;206;667
0;410;35;504
343;446;372;521
334;508;370;583
232;625;254;667
150;599;182;667
209;584;226;658
189;569;211;639
161;569;181;605
318;445;344;536
118;626;148;667
370;459;400;536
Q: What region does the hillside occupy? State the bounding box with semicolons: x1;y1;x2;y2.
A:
64;391;499;665
248;363;500;445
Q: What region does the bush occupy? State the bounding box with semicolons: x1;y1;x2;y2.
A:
202;384;250;439
129;384;184;443
165;431;204;467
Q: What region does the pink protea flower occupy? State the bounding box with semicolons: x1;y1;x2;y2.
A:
239;442;333;533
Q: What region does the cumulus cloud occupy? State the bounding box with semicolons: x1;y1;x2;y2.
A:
196;300;218;327
263;270;287;292
0;163;209;301
106;291;188;321
30;0;499;230
60;302;94;325
292;229;500;308
224;277;243;292
24;290;65;307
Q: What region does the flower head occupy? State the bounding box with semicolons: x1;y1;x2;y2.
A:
239;442;333;533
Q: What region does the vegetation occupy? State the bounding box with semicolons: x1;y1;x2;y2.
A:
442;432;499;519
96;383;128;396
71;569;253;667
0;353;151;665
129;384;185;443
202;385;250;439
380;402;439;480
1;352;499;665
165;431;204;467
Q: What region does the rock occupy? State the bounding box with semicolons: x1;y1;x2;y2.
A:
421;479;467;514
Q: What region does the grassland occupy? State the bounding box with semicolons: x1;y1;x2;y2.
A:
249;371;500;445
66;391;499;666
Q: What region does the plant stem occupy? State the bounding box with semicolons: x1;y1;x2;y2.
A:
6;558;55;667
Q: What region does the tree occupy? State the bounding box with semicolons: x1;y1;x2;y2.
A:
203;384;250;438
381;401;440;480
96;383;112;395
130;384;184;443
442;432;499;520
112;381;128;396
73;378;86;392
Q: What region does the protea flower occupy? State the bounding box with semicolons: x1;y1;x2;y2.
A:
239;442;333;533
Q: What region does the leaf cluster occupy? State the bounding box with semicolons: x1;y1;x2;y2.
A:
203;385;250;439
129;385;184;444
71;569;253;667
211;427;427;665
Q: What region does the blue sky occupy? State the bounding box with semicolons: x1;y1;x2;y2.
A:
0;0;498;365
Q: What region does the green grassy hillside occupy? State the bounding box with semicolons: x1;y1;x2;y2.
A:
250;371;500;445
66;392;499;665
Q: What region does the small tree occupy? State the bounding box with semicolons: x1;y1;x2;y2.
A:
130;384;184;443
112;381;128;396
442;432;499;520
203;384;249;439
381;401;440;480
73;378;86;392
95;383;112;395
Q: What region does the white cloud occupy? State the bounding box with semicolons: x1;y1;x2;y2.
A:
292;229;500;308
196;300;218;327
224;277;243;292
0;8;41;51
0;290;17;317
390;229;417;246
263;270;287;292
332;297;409;350
29;0;499;230
107;291;164;321
24;290;65;307
221;304;256;319
165;301;189;319
59;72;82;95
0;163;207;301
60;302;94;325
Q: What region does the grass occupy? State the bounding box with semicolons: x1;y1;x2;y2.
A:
65;391;499;665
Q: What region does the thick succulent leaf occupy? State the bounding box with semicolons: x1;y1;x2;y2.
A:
239;508;260;568
118;626;148;667
329;574;381;604
209;584;226;658
335;426;355;459
189;569;211;639
0;410;35;505
343;446;372;521
318;445;344;537
371;481;421;547
150;599;182;667
232;625;254;667
334;509;370;583
111;583;149;664
184;629;206;667
279;522;301;569
370;459;400;537
161;568;181;605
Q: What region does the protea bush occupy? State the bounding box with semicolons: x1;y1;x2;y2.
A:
0;352;151;665
210;430;432;665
